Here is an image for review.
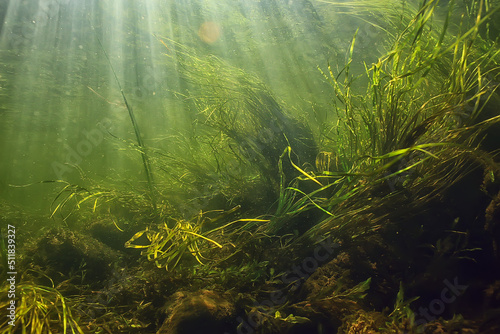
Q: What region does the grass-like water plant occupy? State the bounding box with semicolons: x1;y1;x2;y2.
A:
124;206;262;271
158;37;318;193
48;180;156;228
93;29;157;210
0;281;84;334
300;0;500;245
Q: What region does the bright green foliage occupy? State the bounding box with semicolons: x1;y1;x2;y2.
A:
125;207;248;270
303;0;500;243
158;37;318;190
0;283;84;334
382;283;419;332
274;311;310;324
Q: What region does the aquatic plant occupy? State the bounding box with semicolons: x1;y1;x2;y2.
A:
382;283;419;332
320;0;499;157
93;28;157;209
48;180;155;227
302;0;500;244
0;281;84;334
125;206;251;271
158;37;318;193
316;0;404;17
148;131;259;216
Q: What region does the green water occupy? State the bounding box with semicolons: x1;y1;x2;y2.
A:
1;1;500;333
0;0;392;213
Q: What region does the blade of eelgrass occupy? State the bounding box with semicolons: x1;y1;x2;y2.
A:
92;25;157;211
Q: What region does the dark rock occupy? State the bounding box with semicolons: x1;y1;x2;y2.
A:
87;218;132;251
27;227;123;284
157;290;236;334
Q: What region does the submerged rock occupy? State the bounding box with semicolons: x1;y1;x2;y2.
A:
157;290;236;334
26;227;123;284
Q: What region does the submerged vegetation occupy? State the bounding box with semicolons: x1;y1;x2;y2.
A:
2;0;500;333
0;272;84;334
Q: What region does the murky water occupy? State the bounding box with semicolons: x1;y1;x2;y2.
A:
1;1;500;333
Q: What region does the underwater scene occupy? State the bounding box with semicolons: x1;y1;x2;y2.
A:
1;0;500;333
